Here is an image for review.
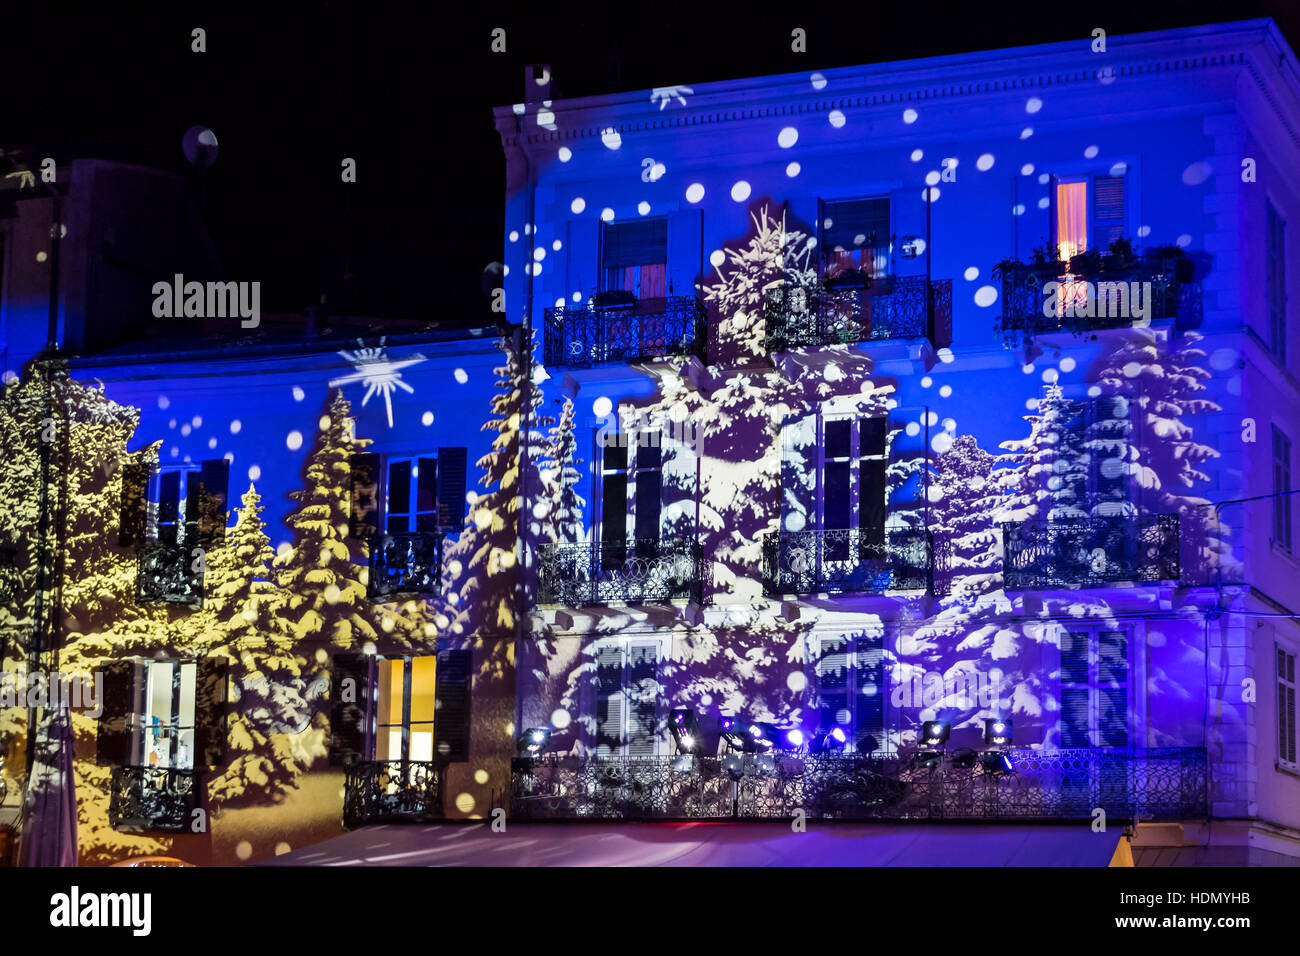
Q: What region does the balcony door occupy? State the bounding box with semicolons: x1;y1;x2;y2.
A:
593;640;660;758
1059;627;1130;748
816;416;887;562
374;656;438;763
814;632;886;752
820;197;891;281
601;217;667;300
129;660;197;770
597;428;662;570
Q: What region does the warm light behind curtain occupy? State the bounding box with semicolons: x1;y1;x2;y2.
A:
1056;181;1088;261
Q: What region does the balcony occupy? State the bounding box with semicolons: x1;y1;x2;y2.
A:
343;759;445;827
538;538;702;606
1002;515;1179;590
368;530;443;600
137;541;203;606
108;766;199;832
763;277;952;351
995;254;1201;343
762;528;929;596
543;296;707;368
510;748;1206;821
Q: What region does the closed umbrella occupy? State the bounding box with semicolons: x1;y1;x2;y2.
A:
18;706;78;867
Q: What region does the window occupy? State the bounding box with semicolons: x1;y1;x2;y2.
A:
153;468;195;546
815;416;887;546
597;425;662;566
1268;200;1287;362
814;632;885;751
1059;628;1130;747
594;641;659;757
349;448;467;539
1052;173;1126;262
1279;646;1297;770
1274;426;1292;551
328;649;472;766
601;218;667;299
821;198;890;280
127;660;197;769
375;656;438;762
119;459;229;549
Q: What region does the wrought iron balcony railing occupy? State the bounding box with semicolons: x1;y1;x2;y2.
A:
108;766;199;832
763;277;953;351
995;255;1201;342
343;759;445;827
368;530;443;600
1003;514;1179;590
538;537;702;606
543;296;707;368
137;540;203;606
762;528;929;596
510;747;1206;821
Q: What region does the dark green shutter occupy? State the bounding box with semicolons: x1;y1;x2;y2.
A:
95;660;136;766
434;649;472;762
118;461;149;548
856;633;885;747
194;656;229;767
1092;174;1126;250
436;447;468;531
349;452;380;539
196;459;230;548
329;653;375;767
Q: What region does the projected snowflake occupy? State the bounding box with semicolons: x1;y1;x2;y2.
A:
328;338;426;428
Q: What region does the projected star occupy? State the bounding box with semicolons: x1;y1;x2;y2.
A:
328;338;426;428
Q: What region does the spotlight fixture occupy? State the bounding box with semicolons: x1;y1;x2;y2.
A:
811;726;849;754
981;751;1015;776
516;727;551;756
984;718;1013;747
912;750;942;771
719;715;748;752
749;722;780;751
669;707;704;755
919;720;950;748
723;753;745;781
950;747;978;770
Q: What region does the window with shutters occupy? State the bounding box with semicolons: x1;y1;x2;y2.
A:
815;415;888;545
328;649;472;766
596;426;662;568
1279;645;1298;771
820;197;891;281
127;660;198;770
813;633;886;752
1267;200;1287;363
1052;173;1126;262
1058;627;1130;748
1273;426;1292;552
140;459;230;549
593;641;660;757
601;217;668;299
375;656;438;762
375;449;468;537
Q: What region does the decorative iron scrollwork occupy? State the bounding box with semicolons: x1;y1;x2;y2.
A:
108;766;198;832
762;528;929;596
510;748;1207;821
543;296;707;368
1002;515;1179;590
343;759;445;827
538;538;703;606
368;530;443;599
137;541;203;606
763;277;952;350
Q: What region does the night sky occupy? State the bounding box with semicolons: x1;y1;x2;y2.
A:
3;1;1298;331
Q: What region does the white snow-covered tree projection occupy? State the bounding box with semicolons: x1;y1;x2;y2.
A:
998;383;1090;522
537;396;584;546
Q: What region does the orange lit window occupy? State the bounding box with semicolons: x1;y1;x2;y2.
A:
375;656;438;762
1055;181;1088;262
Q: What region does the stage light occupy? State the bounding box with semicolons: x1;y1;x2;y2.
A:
919;720;950;748
517;727;551;755
754;753;776;776
981;751;1015;776
669;707;704;755
723;753;745;781
785;729;805;748
750;722;780;750
719;714;748;751
912;751;942;771
672;754;698;776
984;718;1013;746
809;726;849;754
950;747;978;770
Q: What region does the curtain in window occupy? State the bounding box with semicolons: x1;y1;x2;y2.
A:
1056;181;1088;261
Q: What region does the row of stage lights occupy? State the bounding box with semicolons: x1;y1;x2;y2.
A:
517;713;1017;779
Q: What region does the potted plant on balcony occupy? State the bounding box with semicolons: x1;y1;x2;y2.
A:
1102;236;1137;274
1029;241;1068;279
1068;246;1102;277
1146;244;1195;284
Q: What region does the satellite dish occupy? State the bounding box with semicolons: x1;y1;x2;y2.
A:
182;125;219;170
